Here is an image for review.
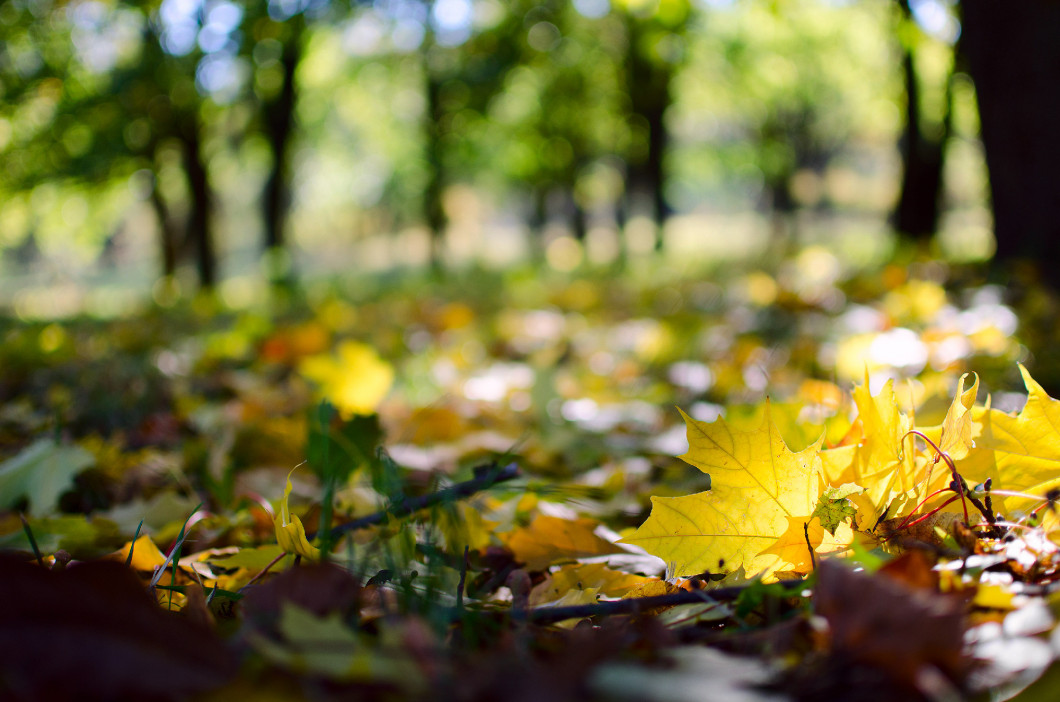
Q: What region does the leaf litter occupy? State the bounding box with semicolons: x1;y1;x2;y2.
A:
2;266;1060;700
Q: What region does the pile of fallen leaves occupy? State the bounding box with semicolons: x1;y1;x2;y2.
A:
3;261;1060;701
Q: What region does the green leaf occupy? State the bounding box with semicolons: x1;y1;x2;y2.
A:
811;484;863;536
0;440;95;515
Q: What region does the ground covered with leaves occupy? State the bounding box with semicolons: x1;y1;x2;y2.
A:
5;253;1060;701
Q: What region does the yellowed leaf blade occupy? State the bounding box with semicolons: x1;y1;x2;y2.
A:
960;365;1060;513
621;406;821;578
921;372;979;461
505;515;624;571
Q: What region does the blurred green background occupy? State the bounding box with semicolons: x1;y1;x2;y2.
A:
1;0;1051;317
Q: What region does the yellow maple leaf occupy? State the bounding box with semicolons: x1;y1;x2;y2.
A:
274;467;321;561
298;341;394;417
504;514;624;571
921;373;979;462
820;376;918;520
959;365;1060;514
529;563;648;606
620;406;822;579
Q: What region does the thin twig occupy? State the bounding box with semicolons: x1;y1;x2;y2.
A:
803;522;817;570
524;586;753;625
238;551;288;592
319;462;521;539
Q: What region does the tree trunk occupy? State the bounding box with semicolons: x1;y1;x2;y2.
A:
423;53;447;272
262;16;304;284
961;0;1060;275
148;176;179;278
180;113;215;289
893;0;950;240
624;15;675;251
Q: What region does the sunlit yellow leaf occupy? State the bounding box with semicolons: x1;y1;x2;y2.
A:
820;376;917;519
298;341;394;417
960;365;1060;514
921;373;979;461
620;406;821;578
529;563;648;606
504;514;624;570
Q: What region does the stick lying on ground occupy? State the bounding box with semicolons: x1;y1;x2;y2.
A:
323;462;521;539
520;586;755;625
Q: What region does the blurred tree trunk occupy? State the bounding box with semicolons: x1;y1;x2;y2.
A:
179;113;216;289
148;179;180;278
624;16;674;251
961;0;1060;274
262;15;304;285
424;63;446;272
893;0;951;241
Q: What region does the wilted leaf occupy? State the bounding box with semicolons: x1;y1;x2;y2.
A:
815;560;970;688
274;466;320;561
621;406;822;578
0;440;95;515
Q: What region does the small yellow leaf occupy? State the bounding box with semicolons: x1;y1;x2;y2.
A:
504;514;623;571
115;534;167;572
620;405;822;578
298;341;394;417
973;583;1015;610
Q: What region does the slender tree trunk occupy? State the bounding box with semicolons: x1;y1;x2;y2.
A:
893;0;950;240
262;16;304;284
148;177;179;278
423;51;446;272
961;0;1060;278
624;14;677;251
180;113;215;289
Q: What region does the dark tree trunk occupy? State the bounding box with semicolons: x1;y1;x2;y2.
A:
262;16;304;282
148;177;179;278
624;16;675;250
424;57;446;272
180;113;215;289
961;0;1060;275
893;0;950;240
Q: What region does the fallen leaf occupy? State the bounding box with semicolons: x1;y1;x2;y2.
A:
0;556;235;700
505;514;624;570
298;340;394;417
621;406;822;578
530;563;647;605
960;365;1060;514
112;534;168;572
820;378;916;520
811;484;863;535
815;560;969;688
274;466;320;561
0;440;95;515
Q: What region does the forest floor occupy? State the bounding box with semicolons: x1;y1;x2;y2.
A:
2;250;1060;701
